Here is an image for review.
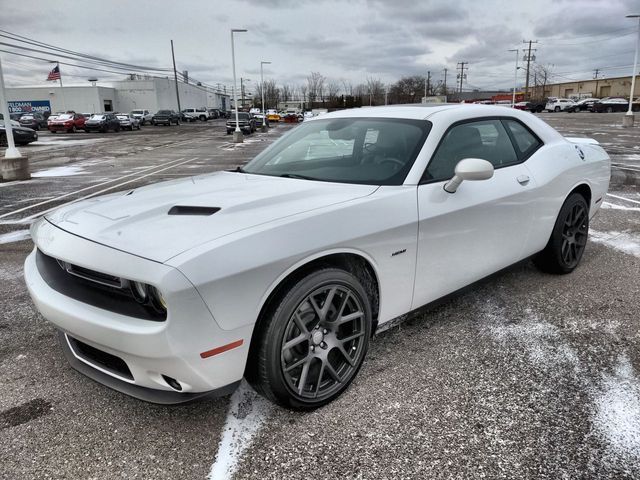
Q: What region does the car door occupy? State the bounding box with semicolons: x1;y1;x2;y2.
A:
413;117;538;308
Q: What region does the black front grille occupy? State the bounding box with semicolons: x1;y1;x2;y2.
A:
36;250;166;321
68;336;133;380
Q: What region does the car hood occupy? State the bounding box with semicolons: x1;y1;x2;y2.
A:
45;171;378;263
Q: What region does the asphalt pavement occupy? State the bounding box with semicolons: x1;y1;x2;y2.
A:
0;113;639;480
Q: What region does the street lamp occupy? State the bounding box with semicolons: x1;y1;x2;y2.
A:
230;28;247;143
509;49;519;107
260;61;271;132
623;14;640;127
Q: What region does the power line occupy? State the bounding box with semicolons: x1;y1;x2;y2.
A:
0;29;172;73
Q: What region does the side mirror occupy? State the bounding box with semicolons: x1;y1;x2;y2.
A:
443;158;494;193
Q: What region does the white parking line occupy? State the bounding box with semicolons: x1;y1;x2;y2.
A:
22;156;203;221
0;156;193;220
606;194;640;205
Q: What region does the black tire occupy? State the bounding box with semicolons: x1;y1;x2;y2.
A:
246;268;372;410
606;106;613;113
554;106;561;112
534;193;589;274
199;115;207;122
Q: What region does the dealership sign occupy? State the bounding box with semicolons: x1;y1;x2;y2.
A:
8;100;51;114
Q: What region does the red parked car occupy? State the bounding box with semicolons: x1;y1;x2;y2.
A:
48;113;86;133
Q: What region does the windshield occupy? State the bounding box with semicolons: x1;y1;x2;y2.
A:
131;110;143;114
116;115;129;119
21;115;34;120
91;115;105;120
0;120;22;128
157;110;171;114
243;117;431;186
58;114;73;120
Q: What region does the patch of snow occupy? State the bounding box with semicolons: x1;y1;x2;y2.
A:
31;138;106;147
593;355;640;464
31;166;86;177
590;230;640;258
0;229;30;244
208;380;272;480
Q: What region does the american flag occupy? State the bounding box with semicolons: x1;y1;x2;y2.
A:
47;65;60;81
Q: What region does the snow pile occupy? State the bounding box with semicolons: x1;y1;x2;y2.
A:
208;380;272;480
590;230;640;258
593;355;640;464
0;229;30;244
31;165;86;177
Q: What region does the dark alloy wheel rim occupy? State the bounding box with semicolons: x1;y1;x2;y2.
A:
280;284;366;401
561;202;588;267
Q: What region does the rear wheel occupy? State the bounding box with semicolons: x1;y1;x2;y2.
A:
247;268;372;410
554;106;561;112
534;193;589;274
606;106;613;113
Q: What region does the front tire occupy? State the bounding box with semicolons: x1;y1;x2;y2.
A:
247;268;372;410
534;193;589;274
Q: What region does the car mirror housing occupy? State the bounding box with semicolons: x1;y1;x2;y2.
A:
443;158;494;193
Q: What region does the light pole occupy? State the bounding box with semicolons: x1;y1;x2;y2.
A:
0;54;30;180
230;28;247;143
260;61;271;132
508;49;519;107
623;14;640;127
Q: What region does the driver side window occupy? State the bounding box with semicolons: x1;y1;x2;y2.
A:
424;119;518;182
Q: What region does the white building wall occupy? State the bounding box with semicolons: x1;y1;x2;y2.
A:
6;78;230;115
5;86;115;114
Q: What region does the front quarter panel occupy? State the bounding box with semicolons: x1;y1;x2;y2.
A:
168;186;419;332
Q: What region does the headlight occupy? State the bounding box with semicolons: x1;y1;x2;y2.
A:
130;281;167;313
148;286;167;312
130;281;148;302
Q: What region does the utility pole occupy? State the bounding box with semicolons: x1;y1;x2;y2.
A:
593;68;601;97
522;40;538;100
456;62;468;95
509;49;519;106
170;40;181;114
427;71;431;97
442;68;448;97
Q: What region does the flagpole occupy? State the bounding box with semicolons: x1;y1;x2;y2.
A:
56;61;65;113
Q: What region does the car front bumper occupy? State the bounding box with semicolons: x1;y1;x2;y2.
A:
24;219;250;403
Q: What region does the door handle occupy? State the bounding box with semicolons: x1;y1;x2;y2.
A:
517;175;530;185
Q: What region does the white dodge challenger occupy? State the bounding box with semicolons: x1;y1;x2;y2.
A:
25;105;610;409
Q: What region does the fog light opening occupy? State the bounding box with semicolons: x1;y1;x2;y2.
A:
162;375;182;391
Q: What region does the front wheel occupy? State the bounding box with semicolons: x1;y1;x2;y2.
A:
534;193;589;274
554;106;561;112
247;268;372;410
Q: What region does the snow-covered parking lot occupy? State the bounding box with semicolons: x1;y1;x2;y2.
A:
1;116;639;479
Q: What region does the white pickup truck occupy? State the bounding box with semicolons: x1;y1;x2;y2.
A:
182;108;209;121
130;109;154;125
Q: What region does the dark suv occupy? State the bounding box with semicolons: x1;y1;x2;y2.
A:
152;110;180;126
18;112;48;130
226;112;256;135
84;113;121;133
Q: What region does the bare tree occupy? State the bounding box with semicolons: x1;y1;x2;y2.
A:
300;84;308;110
327;81;340;104
389;75;426;104
532;64;554;99
366;77;385;106
281;84;293;102
306;72;325;107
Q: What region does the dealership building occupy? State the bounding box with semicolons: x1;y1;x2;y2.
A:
534;74;640;99
5;76;230;115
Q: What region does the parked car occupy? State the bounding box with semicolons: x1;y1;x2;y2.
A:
18;112;48;130
182;112;199;123
48;113;87;133
545;98;575;112
207;108;221;119
226;112;256;134
592;97;640;113
151;110;180;126
513;101;529;110
266;109;281;122
253;113;268;128
84;113;121;133
130;109;154;125
24;104;610;409
182;108;209;122
116;114;141;131
525;99;549;113
566;98;599;113
0;119;38;146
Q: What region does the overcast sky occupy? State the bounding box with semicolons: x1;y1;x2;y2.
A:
2;0;639;93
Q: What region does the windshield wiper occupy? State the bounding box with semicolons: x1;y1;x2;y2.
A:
280;173;319;181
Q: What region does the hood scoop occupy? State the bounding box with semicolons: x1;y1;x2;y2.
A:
168;206;220;216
